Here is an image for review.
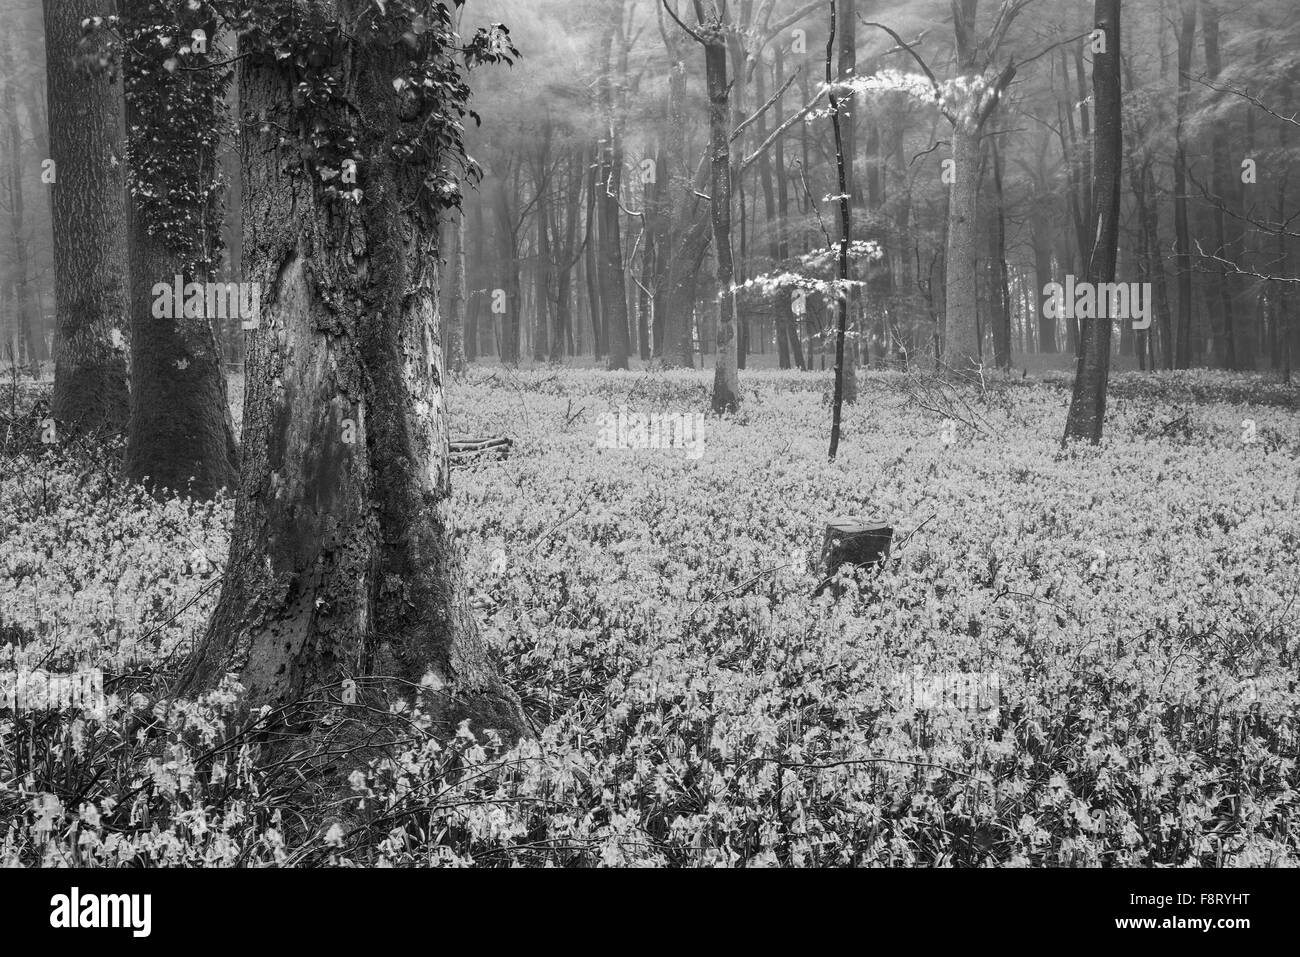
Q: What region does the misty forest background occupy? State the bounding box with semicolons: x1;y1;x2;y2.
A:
2;0;1299;382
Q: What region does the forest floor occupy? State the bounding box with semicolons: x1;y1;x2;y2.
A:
2;366;1299;866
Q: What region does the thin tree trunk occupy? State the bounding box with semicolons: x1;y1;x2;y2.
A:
493;176;521;365
1173;0;1197;369
1202;1;1240;370
1065;0;1123;444
990;138;1013;370
699;10;740;411
448;208;468;375
534;171;552;363
828;0;853;459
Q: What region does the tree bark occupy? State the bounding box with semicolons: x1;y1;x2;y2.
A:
990;138;1013;370
43;0;130;434
178;6;525;738
122;9;238;500
493;174;521;365
1172;0;1197;369
599;8;632;371
1202;1;1244;370
447;208;468;375
1;40;38;367
1064;0;1123;445
698;10;740;412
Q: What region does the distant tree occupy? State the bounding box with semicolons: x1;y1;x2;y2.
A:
1064;0;1122;444
446;207;469;376
827;0;853;460
666;0;741;411
597;1;633;372
1172;0;1197;369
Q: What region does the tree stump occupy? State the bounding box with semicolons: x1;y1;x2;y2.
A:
813;518;893;597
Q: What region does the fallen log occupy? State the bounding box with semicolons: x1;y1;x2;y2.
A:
450;436;513;467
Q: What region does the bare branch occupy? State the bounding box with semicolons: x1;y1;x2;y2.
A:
860;21;952;123
731;68;799;143
660;0;706;45
740;84;827;171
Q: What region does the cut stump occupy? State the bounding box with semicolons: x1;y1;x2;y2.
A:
813;517;893;597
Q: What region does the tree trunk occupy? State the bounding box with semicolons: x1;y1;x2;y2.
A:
1064;0;1123;444
1173;0;1197;369
584;140;604;360
660;40;709;369
649;149;671;359
179;7;525;739
599;10;632;371
944;124;984;372
990;139;1013;370
534;170;552;364
828;0;854;459
448;208;468;376
43;0;130;434
122;9;238;500
552;148;583;363
493;176;521;366
1031;206;1057;353
1202;1;1242;370
1;47;38;368
701;19;740;412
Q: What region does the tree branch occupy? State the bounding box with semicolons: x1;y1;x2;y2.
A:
860;21;952;123
660;0;706;45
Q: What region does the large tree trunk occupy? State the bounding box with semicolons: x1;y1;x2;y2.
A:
43;0;130;434
179;7;524;738
122;10;238;500
1064;0;1123;444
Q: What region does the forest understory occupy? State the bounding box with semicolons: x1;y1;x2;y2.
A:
2;366;1297;867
